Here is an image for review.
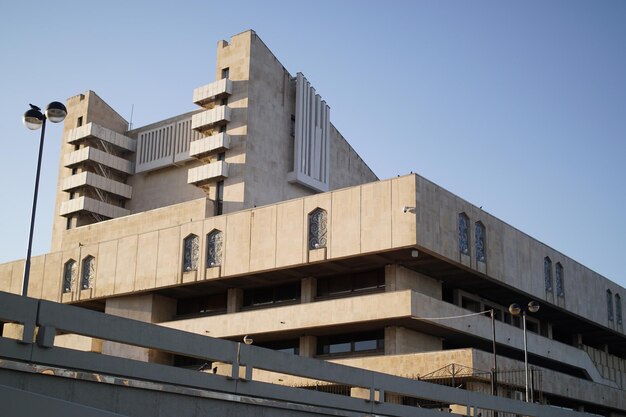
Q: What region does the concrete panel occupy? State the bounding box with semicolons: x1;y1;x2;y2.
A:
275;200;304;268
10;259;24;295
156;227;181;288
42;252;63;302
135;232;158;291
391;175;417;248
360;181;392;253
224;211;251;276
330;187;361;258
250;206;277;271
0;261;14;293
114;235;138;294
95;240;118;298
27;255;46;299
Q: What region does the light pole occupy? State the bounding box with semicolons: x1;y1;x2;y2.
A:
508;300;540;402
21;102;67;296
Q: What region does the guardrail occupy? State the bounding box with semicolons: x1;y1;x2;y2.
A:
0;291;594;417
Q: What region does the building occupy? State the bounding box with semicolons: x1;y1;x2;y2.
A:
1;30;625;416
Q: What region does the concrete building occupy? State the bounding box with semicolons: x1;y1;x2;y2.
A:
1;30;625;416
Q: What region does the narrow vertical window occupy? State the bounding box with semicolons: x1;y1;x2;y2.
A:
207;230;224;267
221;67;230;79
475;221;486;262
63;260;76;293
544;257;553;293
76;116;83;127
555;262;564;297
458;213;469;255
183;234;200;272
616;294;623;325
215;181;224;216
607;289;614;322
309;208;328;249
81;256;95;289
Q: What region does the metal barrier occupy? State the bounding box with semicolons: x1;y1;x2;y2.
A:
0;291;594;417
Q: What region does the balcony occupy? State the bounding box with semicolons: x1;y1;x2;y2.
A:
191;106;230;132
189;133;230;159
60;196;130;219
64;147;134;175
61;172;132;199
66;123;136;153
192;78;232;107
187;161;228;186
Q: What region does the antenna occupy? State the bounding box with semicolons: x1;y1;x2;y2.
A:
128;104;134;130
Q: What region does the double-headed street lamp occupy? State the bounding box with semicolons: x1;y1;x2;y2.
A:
508;300;540;402
21;102;67;296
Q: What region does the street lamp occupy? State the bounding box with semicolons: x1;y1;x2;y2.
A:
508;300;540;402
21;102;67;296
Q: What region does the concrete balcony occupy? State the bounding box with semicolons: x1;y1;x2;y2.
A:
189;133;230;159
60;196;130;219
192;78;232;107
61;172;132;200
64;147;134;175
66;123;136;153
187;161;228;186
191;106;230;132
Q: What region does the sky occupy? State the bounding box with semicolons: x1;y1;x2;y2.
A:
0;1;624;288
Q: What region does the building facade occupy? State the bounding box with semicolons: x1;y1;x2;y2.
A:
1;30;625;416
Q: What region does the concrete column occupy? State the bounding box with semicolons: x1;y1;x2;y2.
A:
102;294;176;363
299;335;317;357
227;288;244;313
301;277;316;303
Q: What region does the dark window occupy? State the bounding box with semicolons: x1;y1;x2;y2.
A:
317;330;384;356
316;269;385;298
81;255;95;289
308;208;327;249
62;260;76;293
220;97;228;106
215;181;224;216
217;152;225;161
183;234;199;271
243;282;301;307
555;262;564;297
256;339;300;355
461;296;481;313
475;221;486;262
607;289;614;322
219;125;226;133
66;217;72;230
206;230;223;266
290;115;295;137
544;257;553;292
176;293;227;318
221;67;230;79
616;294;623;325
77;116;83;127
71;168;78;175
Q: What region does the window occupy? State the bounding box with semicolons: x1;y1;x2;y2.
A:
607;289;614;322
221;67;229;79
555;262;564;297
77;116;83;127
220;97;228;106
616;294;623;325
176;293;227;318
206;230;223;267
215;181;224;216
256;339;300;355
316;269;385;298
62;260;76;293
317;330;384;356
217;152;225;161
475;221;486;262
458;213;469;255
290;115;295;137
243;282;301;307
544;257;553;293
183;234;199;271
308;208;328;249
81;256;95;289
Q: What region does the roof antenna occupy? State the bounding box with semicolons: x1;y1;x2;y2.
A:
128;104;134;130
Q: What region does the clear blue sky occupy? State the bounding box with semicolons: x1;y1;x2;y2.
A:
0;1;624;288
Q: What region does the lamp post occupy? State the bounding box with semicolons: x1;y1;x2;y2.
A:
21;102;67;296
508;300;540;402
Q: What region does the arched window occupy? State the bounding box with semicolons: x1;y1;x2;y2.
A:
81;256;95;289
555;262;564;297
458;213;469;255
616;294;622;325
63;259;76;293
308;208;327;250
206;230;224;267
544;257;553;293
475;221;486;262
183;234;200;271
607;289;614;322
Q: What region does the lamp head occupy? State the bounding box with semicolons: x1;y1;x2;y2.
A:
23;107;44;130
508;303;521;316
243;335;253;345
527;300;540;313
45;101;67;123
